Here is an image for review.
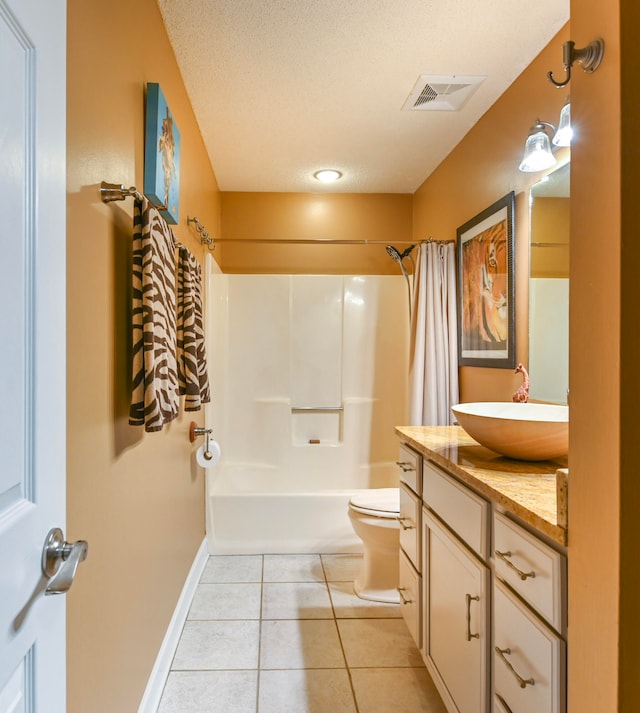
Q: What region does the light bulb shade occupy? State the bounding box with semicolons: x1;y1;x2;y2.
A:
519;128;557;172
552;101;572;146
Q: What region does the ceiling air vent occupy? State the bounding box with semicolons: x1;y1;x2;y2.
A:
402;75;486;112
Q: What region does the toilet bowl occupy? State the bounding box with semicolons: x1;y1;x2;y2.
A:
348;488;400;603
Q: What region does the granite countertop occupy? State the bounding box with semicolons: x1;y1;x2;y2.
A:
395;425;568;546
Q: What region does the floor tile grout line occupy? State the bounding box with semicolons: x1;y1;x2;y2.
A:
322;557;362;713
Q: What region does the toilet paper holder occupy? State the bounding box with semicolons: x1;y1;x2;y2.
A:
189;421;212;443
189;421;219;464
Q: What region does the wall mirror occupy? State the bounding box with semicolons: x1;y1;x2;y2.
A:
528;161;570;404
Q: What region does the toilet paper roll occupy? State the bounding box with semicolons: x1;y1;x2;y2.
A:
196;440;221;468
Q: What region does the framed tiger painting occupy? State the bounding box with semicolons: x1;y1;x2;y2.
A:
456;192;515;368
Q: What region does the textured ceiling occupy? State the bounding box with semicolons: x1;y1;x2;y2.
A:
157;0;569;194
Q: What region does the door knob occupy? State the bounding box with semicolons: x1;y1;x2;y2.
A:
41;527;88;596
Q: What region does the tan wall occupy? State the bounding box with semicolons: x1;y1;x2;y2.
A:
219;192;413;274
530;197;570;278
66;0;220;711
412;26;570;403
570;0;626;710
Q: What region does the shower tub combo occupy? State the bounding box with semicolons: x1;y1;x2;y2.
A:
204;273;409;555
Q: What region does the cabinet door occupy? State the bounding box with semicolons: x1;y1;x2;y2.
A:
423;510;489;713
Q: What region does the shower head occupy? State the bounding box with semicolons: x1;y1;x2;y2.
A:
386;244;415;262
386;244;414;321
386;245;403;262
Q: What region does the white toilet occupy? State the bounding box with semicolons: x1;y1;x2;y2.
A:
348;487;400;603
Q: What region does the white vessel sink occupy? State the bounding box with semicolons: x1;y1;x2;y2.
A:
451;402;568;461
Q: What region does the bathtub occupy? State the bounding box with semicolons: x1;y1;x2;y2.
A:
206;465;397;555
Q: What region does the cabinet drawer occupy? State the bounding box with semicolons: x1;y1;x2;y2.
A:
396;443;422;495
398;549;421;649
399;483;420;570
493;511;566;633
423;460;489;559
493;579;566;713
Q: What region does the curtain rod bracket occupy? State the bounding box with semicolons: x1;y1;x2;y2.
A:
187;216;215;251
100;181;144;203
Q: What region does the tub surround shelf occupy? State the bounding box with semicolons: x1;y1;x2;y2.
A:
395;426;567;546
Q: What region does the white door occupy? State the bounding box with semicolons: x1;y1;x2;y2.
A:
0;0;69;711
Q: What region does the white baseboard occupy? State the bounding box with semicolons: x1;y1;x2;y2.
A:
137;538;209;713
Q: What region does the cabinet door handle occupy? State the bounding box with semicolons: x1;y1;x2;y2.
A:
397;587;414;605
495;693;515;713
395;461;415;473
397;516;415;531
495;647;535;688
495;550;536;581
465;593;480;641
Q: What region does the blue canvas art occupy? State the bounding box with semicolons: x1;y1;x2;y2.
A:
144;83;181;224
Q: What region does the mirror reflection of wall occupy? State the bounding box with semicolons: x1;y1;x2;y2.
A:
529;161;570;404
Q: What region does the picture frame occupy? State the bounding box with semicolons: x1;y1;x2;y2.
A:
456;191;515;368
144;82;181;225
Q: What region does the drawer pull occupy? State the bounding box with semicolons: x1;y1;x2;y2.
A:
395;460;415;473
397;587;414;605
496;693;515;713
495;647;535;689
465;593;480;641
495;550;536;581
397;516;415;531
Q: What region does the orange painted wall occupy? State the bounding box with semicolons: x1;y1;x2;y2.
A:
412;25;570;402
570;0;625;710
66;0;220;711
219;191;413;274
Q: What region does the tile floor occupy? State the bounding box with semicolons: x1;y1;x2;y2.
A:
157;553;447;713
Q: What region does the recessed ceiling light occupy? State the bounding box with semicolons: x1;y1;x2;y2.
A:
314;169;343;183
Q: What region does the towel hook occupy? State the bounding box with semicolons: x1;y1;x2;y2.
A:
547;38;605;89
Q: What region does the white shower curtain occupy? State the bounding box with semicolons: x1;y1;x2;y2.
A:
409;241;459;425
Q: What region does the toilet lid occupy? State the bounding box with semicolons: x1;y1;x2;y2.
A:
349;488;400;518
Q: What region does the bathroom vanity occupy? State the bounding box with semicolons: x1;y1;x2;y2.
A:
395;425;568;713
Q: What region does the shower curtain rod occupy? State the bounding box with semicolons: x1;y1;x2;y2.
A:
196;237;418;245
99;182;452;247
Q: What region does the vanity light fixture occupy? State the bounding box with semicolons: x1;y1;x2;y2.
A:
552;99;572;147
518;120;557;172
313;169;343;183
548;39;605;89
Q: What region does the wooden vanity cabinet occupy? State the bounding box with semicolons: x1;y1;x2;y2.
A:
396;440;567;713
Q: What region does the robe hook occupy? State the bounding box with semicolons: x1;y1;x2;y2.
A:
547;39;605;89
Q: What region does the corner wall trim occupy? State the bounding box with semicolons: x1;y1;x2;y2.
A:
137;537;209;713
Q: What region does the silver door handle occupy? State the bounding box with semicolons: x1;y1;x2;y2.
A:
41;527;88;596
